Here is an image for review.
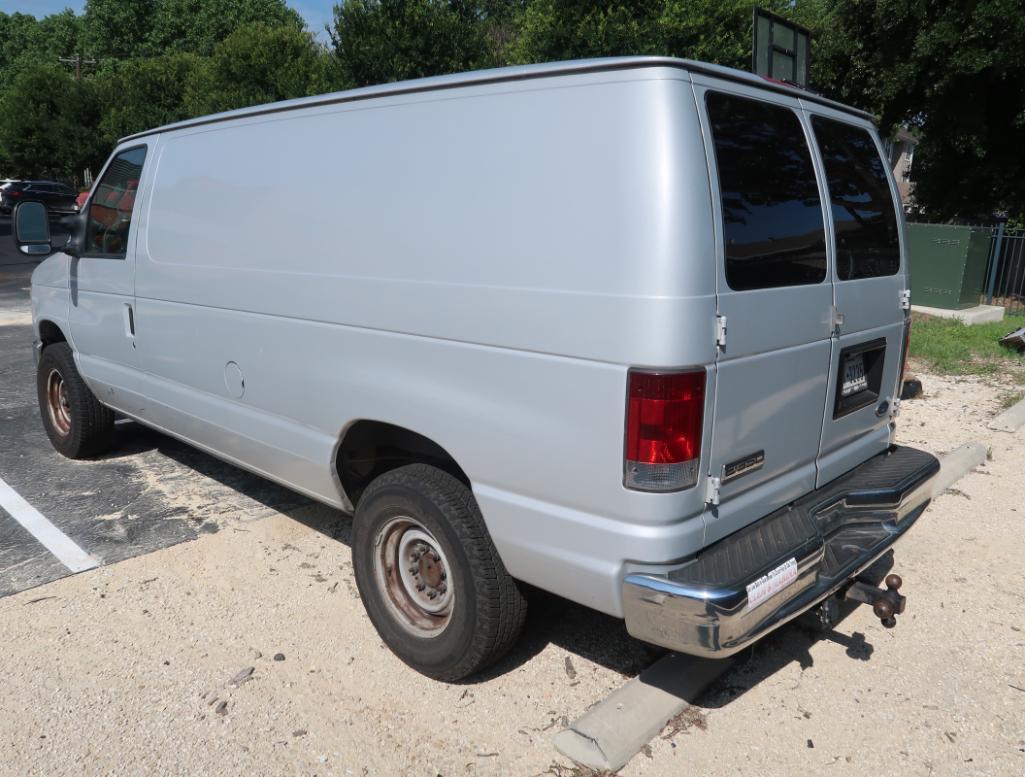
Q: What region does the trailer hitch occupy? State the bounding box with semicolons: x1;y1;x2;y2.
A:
844;573;905;628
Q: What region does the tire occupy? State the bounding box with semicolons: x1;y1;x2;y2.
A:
352;464;527;681
36;342;114;459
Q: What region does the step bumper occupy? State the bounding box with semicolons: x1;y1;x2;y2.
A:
622;445;940;657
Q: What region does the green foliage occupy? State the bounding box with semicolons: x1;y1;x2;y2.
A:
94;53;203;145
804;0;1025;220
512;0;660;62
511;0;793;66
0;10;83;79
83;0;155;59
909;313;1025;378
659;0;789;68
0;65;104;180
148;0;304;56
185;23;328;114
0;2;316;179
330;0;498;87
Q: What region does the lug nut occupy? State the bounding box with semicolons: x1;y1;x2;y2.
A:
439;572;446;581
416;583;425;591
427;591;437;600
408;566;417;574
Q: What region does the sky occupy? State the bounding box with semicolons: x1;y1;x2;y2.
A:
0;1;335;39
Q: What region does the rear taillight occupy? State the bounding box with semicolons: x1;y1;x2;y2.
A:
898;317;912;388
8;190;21;197
625;369;706;492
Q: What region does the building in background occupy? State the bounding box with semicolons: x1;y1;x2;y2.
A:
885;128;917;211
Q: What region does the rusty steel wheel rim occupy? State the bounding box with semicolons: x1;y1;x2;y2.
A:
373;516;454;638
46;368;72;437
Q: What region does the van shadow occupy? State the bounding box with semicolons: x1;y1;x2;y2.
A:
105;419;311;517
104;419;884;697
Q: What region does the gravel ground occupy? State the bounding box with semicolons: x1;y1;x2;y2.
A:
0;365;1022;777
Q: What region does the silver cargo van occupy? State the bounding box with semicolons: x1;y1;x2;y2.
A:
15;57;938;681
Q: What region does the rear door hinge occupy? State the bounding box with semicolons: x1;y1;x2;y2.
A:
705;476;721;506
715;315;727;350
900;289;911;310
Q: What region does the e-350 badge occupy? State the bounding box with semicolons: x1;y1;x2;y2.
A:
721;450;765;484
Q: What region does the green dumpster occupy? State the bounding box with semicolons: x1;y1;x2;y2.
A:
907;223;992;310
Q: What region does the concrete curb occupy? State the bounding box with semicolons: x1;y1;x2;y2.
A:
933;443;988;497
989;396;1025;433
552;654;731;772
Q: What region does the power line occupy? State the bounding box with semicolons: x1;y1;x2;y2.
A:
58;53;97;80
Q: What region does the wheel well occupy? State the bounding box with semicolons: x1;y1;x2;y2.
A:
38;320;67;346
336;421;470;508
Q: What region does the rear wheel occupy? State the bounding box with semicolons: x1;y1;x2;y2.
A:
36;342;114;458
352;464;526;681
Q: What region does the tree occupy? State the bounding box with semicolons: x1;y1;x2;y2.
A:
659;0;791;69
148;0;305;55
803;0;1025;220
330;0;497;87
94;53;203;146
0;10;84;81
512;0;659;62
0;65;104;181
185;23;328;114
82;0;155;59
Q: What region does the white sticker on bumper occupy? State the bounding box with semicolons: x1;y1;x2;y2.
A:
746;557;799;610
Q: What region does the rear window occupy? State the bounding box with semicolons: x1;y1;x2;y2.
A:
811;116;900;279
707;92;827;291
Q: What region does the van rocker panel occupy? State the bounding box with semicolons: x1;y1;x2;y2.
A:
622;445;939;657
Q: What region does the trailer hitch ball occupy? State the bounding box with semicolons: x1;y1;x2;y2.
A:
876;575;903;627
845;573;906;628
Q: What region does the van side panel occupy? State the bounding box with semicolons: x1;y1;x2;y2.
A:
133;70;718;616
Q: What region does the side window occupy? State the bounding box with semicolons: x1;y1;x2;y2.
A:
811;116;900;279
85;146;147;258
706;92;827;291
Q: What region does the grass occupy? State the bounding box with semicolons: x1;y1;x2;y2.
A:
908;312;1025;380
998;390;1025;409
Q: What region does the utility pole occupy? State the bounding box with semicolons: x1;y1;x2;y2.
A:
58;53;97;80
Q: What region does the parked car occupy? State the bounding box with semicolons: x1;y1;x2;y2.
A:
15;57;938;681
0;179;20;206
1;180;78;215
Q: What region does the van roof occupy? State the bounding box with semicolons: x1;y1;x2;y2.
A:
120;56;873;143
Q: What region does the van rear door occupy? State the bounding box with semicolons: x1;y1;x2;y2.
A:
804;107;908;486
692;80;834;545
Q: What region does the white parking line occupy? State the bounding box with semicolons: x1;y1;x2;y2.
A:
0;476;98;573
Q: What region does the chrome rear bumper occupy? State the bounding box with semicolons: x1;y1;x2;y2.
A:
622;445;939;657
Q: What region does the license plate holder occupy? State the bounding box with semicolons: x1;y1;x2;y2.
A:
834;338;886;418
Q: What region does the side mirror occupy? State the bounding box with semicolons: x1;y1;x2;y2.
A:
12;200;85;258
13;201;53;256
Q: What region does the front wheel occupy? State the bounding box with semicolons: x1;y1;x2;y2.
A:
36;342;114;458
352;464;526;681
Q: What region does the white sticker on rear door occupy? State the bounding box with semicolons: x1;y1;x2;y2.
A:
746;557;799;610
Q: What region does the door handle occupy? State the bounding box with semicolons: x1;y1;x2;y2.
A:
123;303;135;338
